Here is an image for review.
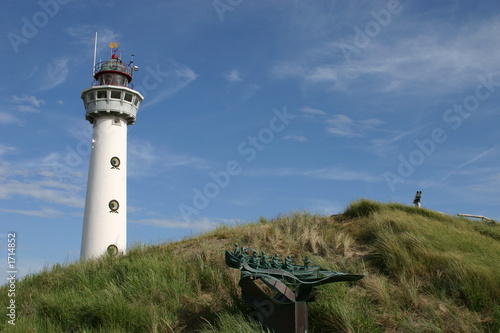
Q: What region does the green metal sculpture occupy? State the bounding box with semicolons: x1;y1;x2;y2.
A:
226;244;364;333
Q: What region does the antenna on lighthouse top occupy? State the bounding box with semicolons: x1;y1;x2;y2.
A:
92;31;98;76
130;54;139;72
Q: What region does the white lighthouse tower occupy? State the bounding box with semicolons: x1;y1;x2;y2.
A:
80;41;144;260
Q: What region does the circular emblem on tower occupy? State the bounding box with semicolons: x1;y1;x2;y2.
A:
107;244;118;256
110;156;121;169
109;200;120;213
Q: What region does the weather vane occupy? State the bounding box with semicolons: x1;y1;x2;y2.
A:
109;41;119;49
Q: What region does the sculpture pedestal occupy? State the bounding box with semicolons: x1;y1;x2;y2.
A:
227;246;364;333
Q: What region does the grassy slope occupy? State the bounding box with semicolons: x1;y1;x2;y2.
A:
1;199;499;332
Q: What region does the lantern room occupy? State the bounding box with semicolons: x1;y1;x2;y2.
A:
93;45;137;87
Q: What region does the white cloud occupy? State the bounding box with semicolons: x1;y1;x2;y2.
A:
231;193;260;207
369;124;429;156
0;154;86;208
443;147;497;181
283;133;308;142
12;95;45;107
455;147;496;170
11;95;45;112
247;165;380;183
41;57;70;91
326;114;384;137
306;199;343;215
0;144;16;155
300;107;328;116
38;152;87;181
224;69;243;82
0;208;63;218
272;62;305;80
16;105;39;112
306;66;340;84
0;179;84;207
467;172;500;195
130;216;235;232
303;165;380;183
0;161;28;178
273;17;500;95
0;112;20;124
64;25;115;50
298;108;384;138
141;60;198;107
242;83;260;100
128;139;210;177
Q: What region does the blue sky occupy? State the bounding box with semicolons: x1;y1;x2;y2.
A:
1;0;500;277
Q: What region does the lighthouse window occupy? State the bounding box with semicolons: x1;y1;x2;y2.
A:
87;92;95;101
124;93;133;102
110;91;121;99
133;98;139;106
97;91;107;99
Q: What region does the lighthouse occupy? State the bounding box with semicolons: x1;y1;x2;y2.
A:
80;41;144;260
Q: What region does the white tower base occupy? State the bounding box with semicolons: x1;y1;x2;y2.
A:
80;83;143;260
81;116;128;259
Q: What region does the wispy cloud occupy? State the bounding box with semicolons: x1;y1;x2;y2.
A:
0;144;16;155
326;114;384;137
443;147;497;180
273;17;500;95
371;124;428;146
241;83;260;100
369;124;429;156
11;95;45;112
283;133;308;142
300;107;328;116
224;69;243;82
0;179;84;207
247;165;380;183
64;24;116;51
128;139;210;177
467;172;500;195
0;112;20;124
299;108;384;138
0;154;86;209
231;193;260;207
303;165;380;183
455;147;496;170
40;57;70;91
428;165;500;209
142;60;197;107
130;216;236;232
305;199;343;215
38;152;86;181
12;95;44;107
0;207;64;218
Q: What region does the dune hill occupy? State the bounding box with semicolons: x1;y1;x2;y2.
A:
1;199;499;332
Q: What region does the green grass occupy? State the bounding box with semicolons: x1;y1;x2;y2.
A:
1;199;499;332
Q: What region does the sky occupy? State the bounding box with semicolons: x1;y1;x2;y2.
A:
1;0;500;278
